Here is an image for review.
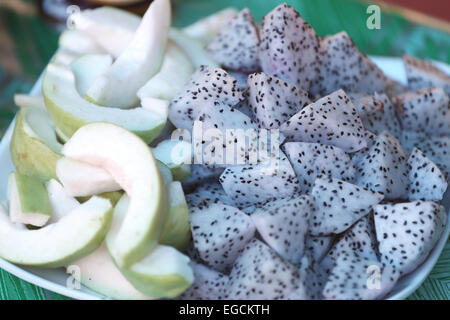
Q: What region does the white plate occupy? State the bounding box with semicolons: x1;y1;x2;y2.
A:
0;56;448;300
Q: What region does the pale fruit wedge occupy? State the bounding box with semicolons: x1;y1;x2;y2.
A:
70;53;113;97
42;63;166;143
85;0;171;108
58;29;105;55
157;160;173;186
168;28;219;68
14;94;45;109
70;244;154;300
182;7;238;44
72;6;140;58
10;106;61;183
137;42;194;101
0;197;112;267
46;179;80;223
106;195;193;298
8;172;51;227
141;97;169;120
52;49;80;66
153;140;191;181
62;123;168;267
56;158;121;197
160;181;190;250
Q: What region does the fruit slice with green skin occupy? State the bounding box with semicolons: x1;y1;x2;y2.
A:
70;54;113;97
72;6;141;58
56;157;121;197
107;195;193;298
137;41;194;101
153;140;191;181
59;29;105;55
168;28;219;68
10;106;61;183
46;179;80;223
62;122;168;267
160;181;190;250
42;62;166;143
71;244;154;300
182;8;238;45
85;0;171;108
0;196;112;267
8;172;52;227
72;4;217;69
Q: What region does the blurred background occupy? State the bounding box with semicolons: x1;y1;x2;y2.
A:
0;0;449;300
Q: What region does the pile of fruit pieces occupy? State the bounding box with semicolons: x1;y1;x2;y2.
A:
0;0;448;300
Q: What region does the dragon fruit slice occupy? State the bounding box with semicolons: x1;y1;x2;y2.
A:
350;130;377;167
355;131;409;199
305;235;335;263
247;73;311;129
320;215;379;274
259;3;320;91
179;262;229;300
189;203;255;272
311;31;389;96
182;164;224;192
227;239;302;299
394;88;450;136
309;177;384;236
400;132;449;181
373;201;447;275
403;54;450;95
250;195;314;265
283;141;355;193
196;103;258;167
280;89;367;153
219;152;300;207
206;9;260;73
352;93;402;140
407;148;448;201
323;253;399;300
168;66;243;130
185;182;234;209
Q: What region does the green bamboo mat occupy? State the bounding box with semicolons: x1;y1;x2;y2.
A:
0;0;449;300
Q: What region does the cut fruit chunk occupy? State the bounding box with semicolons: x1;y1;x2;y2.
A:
42;63;166;143
46;179;80;223
85;0;171;108
374;201;447;275
0;197;112;267
63;123;167;267
310;177;384;236
153;140;191;181
71;244;154;300
137;41;194;101
10;105;62;183
70;53;113;97
56;157;121;197
106;195;193;298
8;172;51;227
58;29;105;55
72;6;140;58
